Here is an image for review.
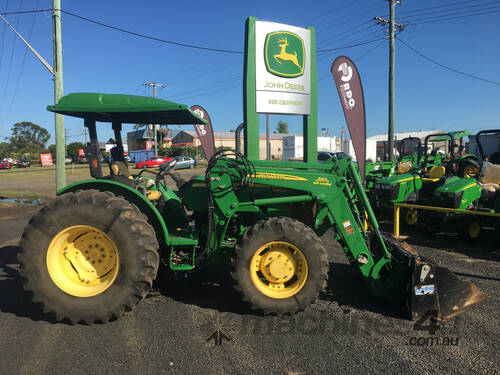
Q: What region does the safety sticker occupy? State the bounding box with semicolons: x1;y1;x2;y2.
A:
342;220;354;235
414;285;435;295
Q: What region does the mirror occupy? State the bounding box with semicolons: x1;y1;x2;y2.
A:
159;158;177;172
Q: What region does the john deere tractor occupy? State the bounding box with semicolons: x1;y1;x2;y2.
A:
17;93;488;324
373;132;481;223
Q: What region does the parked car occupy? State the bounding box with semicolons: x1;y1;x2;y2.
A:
17;158;31;168
0;160;11;169
164;156;197;170
135;155;172;169
318;151;349;163
65;156;73;164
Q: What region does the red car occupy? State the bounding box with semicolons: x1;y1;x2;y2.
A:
0;160;11;169
135;156;172;169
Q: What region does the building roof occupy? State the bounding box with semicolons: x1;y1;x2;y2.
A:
367;130;445;141
172;130;296;140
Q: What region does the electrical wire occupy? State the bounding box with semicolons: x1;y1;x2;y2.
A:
398;1;500;20
0;0;8;81
403;8;500;25
395;0;492;16
59;9;243;55
355;39;386;62
0;0;22;117
318;37;386;53
7;0;40;117
398;38;500;86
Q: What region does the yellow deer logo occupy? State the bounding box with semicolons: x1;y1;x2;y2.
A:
273;37;303;73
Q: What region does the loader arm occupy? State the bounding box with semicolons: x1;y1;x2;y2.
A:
202;152;488;320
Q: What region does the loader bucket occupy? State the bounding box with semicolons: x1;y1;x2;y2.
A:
382;235;489;321
410;259;489;321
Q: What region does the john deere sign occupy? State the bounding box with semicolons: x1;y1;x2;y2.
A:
264;31;305;78
253;20;312;115
244;17;317;161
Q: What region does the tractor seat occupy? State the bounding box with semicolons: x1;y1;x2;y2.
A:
422;166;445;183
105;161;135;188
110;161;132;178
397;161;412;174
479;163;500;197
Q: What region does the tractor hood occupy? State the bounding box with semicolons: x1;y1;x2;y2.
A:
47;93;208;125
377;172;420;185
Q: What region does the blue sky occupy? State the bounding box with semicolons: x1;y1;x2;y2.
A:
0;0;499;145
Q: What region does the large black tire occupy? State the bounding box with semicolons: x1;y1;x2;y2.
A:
231;217;328;315
18;190;159;324
458;158;481;178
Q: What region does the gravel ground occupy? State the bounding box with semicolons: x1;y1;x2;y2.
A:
0;169;498;374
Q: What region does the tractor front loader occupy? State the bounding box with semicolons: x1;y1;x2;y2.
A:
17;93;488;324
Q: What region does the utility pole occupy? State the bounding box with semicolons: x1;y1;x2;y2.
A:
374;1;405;162
53;0;65;188
143;81;166;156
0;1;65;189
52;0;66;190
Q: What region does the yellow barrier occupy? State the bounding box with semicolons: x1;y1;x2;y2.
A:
393;203;500;236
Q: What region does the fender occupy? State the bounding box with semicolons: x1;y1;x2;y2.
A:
58;179;171;246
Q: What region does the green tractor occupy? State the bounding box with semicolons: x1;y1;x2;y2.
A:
18;93;488;324
432;129;500;239
373;131;481;222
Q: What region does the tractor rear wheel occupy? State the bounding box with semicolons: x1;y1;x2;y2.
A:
18;190;159;324
231;217;328;315
459;158;481;178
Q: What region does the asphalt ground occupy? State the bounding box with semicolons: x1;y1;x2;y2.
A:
0;168;498;374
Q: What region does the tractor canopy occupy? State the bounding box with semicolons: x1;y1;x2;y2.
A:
432;130;470;141
47;92;207;125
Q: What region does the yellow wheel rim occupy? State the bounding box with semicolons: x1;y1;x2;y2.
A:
405;209;418;226
463;165;479;178
250;241;308;299
46;225;119;297
468;221;480;238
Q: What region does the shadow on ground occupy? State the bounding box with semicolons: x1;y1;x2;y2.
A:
379;222;499;262
154;261;408;320
0;245;59;323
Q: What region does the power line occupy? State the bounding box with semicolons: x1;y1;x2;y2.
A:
403;7;500;25
60;9;244;54
7;0;41;117
317;37;386;53
355;39;386;62
0;0;22;117
398;38;500;86
0;8;51;15
395;0;492;16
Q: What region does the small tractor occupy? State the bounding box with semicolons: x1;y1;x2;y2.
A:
431;129;500;239
372;131;481;226
18;93;488;324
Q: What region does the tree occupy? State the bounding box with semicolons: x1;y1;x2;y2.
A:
9;122;50;154
0;142;11;158
48;144;57;158
67;142;85;161
277;120;288;134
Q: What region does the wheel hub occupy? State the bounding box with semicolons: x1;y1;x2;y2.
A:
260;250;296;283
250;241;308;299
47;225;119;297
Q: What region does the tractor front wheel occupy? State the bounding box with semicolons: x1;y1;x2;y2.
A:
18;190;159;324
231;217;328;315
